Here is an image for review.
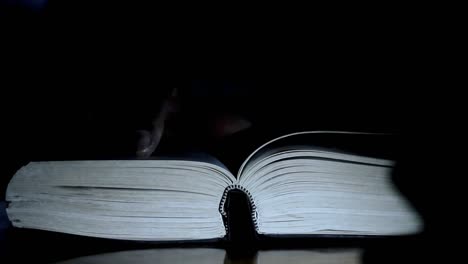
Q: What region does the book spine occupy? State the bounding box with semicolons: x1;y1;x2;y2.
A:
219;184;259;233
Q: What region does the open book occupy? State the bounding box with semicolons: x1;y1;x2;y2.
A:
6;132;422;241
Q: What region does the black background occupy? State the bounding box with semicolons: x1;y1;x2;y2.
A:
1;2;456;263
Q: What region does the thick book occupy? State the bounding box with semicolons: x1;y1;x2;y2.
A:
5;131;422;241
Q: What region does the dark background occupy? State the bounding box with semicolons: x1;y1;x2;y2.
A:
1;2;455;263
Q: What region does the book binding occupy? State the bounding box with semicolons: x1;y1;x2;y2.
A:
219;185;259;233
